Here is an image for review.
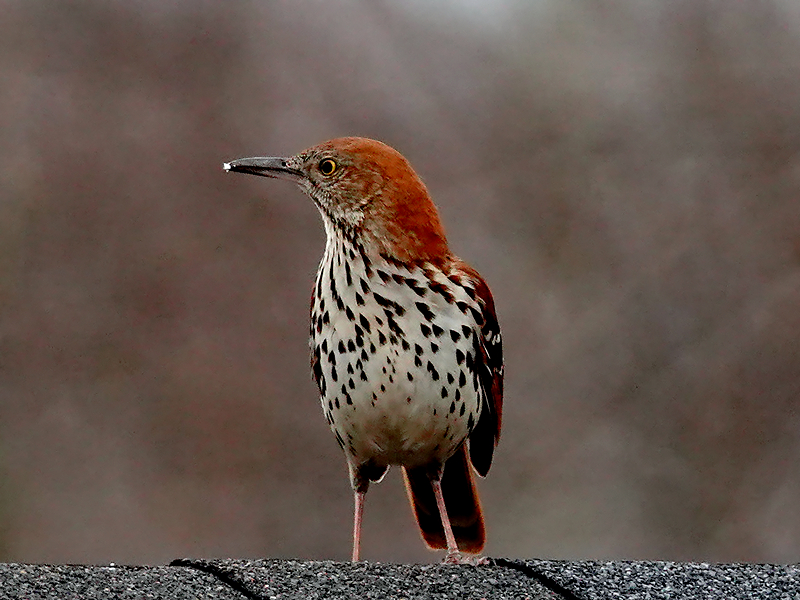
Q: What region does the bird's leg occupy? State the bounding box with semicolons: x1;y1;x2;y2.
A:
430;475;462;564
352;487;366;562
349;465;370;562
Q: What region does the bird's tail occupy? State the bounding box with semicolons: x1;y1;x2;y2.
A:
402;445;485;553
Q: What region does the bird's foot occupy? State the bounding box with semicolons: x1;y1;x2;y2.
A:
441;552;489;565
442;550;464;564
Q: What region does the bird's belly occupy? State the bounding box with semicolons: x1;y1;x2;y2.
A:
310;249;485;470
319;340;480;469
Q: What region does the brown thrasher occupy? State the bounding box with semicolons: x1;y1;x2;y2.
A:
224;137;503;563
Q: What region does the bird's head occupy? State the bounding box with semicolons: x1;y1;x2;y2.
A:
225;137;449;264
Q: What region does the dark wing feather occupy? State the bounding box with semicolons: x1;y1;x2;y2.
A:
457;262;503;477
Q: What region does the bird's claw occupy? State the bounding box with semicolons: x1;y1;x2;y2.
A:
441;552;489;565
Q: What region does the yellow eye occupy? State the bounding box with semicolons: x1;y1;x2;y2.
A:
318;158;337;176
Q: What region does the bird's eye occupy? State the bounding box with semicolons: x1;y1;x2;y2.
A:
318;158;337;176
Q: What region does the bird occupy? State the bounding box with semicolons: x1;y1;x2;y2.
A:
224;137;503;563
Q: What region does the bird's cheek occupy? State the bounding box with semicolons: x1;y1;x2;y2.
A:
362;179;384;204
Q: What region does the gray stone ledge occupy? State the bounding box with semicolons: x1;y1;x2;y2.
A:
0;557;796;599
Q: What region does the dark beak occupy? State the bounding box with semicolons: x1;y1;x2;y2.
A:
223;156;303;181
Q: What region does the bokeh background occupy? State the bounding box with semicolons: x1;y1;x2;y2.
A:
2;0;800;565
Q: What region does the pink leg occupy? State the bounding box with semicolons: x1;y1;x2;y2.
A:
431;478;462;563
352;489;365;562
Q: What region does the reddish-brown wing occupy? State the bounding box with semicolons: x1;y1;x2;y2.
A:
455;262;503;477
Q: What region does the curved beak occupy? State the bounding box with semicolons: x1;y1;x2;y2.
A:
223;156;304;181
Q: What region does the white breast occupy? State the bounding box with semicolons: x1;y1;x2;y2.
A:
310;233;484;470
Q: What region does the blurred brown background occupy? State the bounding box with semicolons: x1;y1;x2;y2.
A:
1;0;800;565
